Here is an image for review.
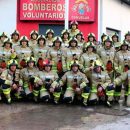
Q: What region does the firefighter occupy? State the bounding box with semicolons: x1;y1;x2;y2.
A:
38;59;61;104
69;21;80;38
114;41;130;74
29;30;38;49
46;29;54;47
97;36;116;82
61;29;70;48
14;36;32;69
111;33;121;52
83;33;98;52
0;59;25;104
0;58;7;101
80;42;101;86
124;31;130;50
64;37;82;70
59;60;90;106
89;60;114;107
87;33;96;43
20;56;42;102
47;36;66;76
114;70;130;107
0;32;8;47
101;33;107;44
32;35;49;70
0;38;16;64
0;60;7;74
75;31;84;50
11;30;20;48
81;36;85;44
114;41;130;102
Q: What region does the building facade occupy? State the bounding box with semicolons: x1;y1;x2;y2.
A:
0;0;130;41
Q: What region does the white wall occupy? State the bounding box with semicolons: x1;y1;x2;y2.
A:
0;0;17;37
100;0;130;41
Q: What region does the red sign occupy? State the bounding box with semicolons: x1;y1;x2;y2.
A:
20;0;95;22
69;0;95;22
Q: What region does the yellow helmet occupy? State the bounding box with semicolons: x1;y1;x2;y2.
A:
70;21;78;29
46;29;54;35
120;40;129;48
11;30;20;36
61;29;69;37
69;37;78;46
86;42;95;48
94;60;104;69
3;38;12;47
88;33;95;38
53;36;62;43
125;31;130;38
30;30;38;36
83;42;95;52
76;31;83;36
61;29;69;35
37;35;46;45
114;42;121;48
112;32;119;38
26;56;36;63
20;36;29;43
70;60;79;68
70;20;78;26
101;33;107;42
104;36;112;46
0;32;8;38
8;59;18;67
37;35;46;41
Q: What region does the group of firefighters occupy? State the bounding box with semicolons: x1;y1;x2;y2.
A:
0;21;130;107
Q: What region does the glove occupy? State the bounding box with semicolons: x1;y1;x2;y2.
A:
51;81;58;88
107;84;115;91
5;80;13;86
80;82;86;89
45;83;51;90
54;86;61;92
34;77;43;85
34;77;41;83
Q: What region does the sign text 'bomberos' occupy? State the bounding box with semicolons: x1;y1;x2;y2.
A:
20;0;95;22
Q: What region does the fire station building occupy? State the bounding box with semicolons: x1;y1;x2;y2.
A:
0;0;130;41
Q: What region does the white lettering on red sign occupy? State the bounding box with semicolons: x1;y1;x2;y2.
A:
23;3;64;11
23;12;64;19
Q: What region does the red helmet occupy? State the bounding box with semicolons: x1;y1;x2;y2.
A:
0;61;6;69
43;59;52;67
37;58;44;70
20;59;27;68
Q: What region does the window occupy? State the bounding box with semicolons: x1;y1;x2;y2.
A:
106;27;121;40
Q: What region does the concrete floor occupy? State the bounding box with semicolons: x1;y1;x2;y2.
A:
0;102;130;130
